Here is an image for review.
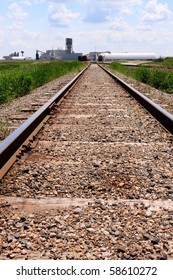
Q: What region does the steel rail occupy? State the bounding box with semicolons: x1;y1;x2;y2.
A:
0;64;90;179
99;64;173;135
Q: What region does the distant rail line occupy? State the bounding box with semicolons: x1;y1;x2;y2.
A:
0;63;172;260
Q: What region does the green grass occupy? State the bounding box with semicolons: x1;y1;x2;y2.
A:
0;61;86;104
153;57;173;67
109;61;173;94
142;57;173;70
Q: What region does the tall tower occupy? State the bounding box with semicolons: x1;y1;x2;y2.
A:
65;38;73;53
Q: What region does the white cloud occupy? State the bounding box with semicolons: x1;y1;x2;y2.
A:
79;0;142;5
33;0;46;3
0;30;5;43
141;0;173;22
22;31;39;39
20;0;32;6
8;22;23;31
8;2;28;22
0;15;5;22
83;5;110;23
109;17;128;31
82;0;143;22
138;23;153;31
48;3;80;27
10;39;27;47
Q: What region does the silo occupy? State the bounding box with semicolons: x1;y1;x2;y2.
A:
65;38;73;54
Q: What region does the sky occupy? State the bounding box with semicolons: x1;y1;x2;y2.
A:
0;0;173;58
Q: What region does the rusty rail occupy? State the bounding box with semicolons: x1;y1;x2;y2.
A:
99;64;173;135
0;64;90;179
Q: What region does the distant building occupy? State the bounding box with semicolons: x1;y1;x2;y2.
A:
89;51;110;61
3;51;23;60
38;38;83;61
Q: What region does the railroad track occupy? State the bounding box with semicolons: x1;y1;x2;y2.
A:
0;63;173;260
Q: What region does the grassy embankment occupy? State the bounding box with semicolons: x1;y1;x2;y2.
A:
109;58;173;94
0;60;86;140
0;60;86;104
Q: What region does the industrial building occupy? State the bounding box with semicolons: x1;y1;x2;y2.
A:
2;51;32;60
37;38;83;61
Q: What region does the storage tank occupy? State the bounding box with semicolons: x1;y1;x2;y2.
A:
101;52;156;60
11;56;26;60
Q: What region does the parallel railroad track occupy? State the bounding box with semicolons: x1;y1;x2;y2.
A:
0;63;172;260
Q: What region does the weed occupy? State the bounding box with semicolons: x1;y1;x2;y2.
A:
135;67;151;84
0;118;10;140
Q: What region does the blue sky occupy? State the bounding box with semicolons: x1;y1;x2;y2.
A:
0;0;173;58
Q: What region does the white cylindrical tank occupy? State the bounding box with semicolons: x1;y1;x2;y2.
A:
11;56;26;60
101;52;156;60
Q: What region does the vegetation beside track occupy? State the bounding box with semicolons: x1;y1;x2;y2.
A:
148;57;173;68
0;61;86;104
109;58;173;94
